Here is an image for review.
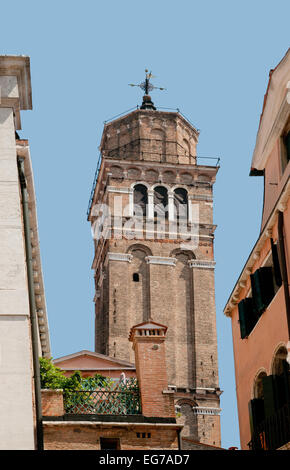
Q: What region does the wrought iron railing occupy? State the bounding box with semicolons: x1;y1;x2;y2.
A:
103;106;199;130
64;381;141;415
248;404;290;450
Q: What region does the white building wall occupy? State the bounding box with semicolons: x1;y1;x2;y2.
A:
0;91;35;447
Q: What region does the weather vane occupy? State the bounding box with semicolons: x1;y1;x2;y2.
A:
129;69;166;110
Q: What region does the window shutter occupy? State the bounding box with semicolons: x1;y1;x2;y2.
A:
238;297;257;338
251;267;275;314
262;375;279;418
281;360;290;406
270;238;282;287
248;398;265;435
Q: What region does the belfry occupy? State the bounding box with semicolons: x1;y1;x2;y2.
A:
87;72;222;447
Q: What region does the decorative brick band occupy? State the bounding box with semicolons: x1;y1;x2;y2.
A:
145;256;177;266
192;406;221;416
188;259;216;269
108;253;133;262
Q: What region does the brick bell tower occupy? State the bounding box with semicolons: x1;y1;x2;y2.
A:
87;73;222;447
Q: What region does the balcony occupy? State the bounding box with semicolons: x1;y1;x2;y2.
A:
64;383;141;416
248;404;290;450
42;379;142;418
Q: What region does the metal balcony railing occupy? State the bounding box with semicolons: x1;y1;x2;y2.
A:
248;404;290;450
64;381;141;416
87;150;219;218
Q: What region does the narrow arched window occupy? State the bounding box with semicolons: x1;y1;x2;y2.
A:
253;371;267;399
272;346;288;376
174;188;188;221
154;186;168;220
133;273;139;282
133;184;148;217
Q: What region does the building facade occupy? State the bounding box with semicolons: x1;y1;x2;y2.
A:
87;94;222;447
42;319;223;450
42;320;182;450
0;56;50;449
224;49;290;450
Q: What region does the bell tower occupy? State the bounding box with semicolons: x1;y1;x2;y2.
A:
87;75;222;447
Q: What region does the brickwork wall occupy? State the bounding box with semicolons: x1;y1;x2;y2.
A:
43;423;179;450
41;390;64;417
182;437;223;450
132;332;175;419
195;413;221;447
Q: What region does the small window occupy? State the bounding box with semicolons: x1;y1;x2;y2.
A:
133;273;139;282
100;438;120;450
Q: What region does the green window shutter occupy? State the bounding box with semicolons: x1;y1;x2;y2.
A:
270;238;282;287
262;375;280;418
280;360;290;406
238;300;247;339
248;399;265;434
251;270;263;314
238;298;257;338
251;267;275;314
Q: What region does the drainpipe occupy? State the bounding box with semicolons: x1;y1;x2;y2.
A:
277;211;290;360
177;428;182;450
17;158;44;451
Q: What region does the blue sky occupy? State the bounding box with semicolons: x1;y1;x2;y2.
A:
1;0;289;449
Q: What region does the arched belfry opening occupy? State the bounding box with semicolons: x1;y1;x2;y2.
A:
133;184;148;217
154;186;168;220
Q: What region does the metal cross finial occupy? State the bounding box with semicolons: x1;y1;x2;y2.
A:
129;69;166;96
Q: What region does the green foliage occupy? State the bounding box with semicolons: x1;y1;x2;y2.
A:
39;356;67;390
39;357;112;392
40;358;141;415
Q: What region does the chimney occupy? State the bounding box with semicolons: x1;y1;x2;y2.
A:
129;320;175;418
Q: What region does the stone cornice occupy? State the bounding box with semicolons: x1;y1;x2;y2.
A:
253;96;290;171
17;142;51;357
145;256;177;266
251;50;290;171
192;406;221;416
188;259;215;269
107;252;133;262
0;55;32;129
103;157;219;175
